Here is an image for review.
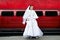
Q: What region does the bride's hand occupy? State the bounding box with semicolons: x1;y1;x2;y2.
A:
22;21;25;24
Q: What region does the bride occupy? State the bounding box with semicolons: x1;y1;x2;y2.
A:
22;5;43;38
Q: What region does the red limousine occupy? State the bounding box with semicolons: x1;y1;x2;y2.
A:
0;0;60;36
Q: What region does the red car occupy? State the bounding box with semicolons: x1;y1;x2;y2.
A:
0;0;60;36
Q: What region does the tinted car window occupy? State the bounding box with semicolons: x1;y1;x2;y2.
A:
36;11;43;16
16;11;24;16
1;11;14;16
45;11;58;16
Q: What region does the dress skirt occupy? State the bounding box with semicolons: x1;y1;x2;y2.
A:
23;19;43;38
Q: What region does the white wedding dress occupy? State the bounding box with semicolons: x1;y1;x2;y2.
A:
23;6;43;38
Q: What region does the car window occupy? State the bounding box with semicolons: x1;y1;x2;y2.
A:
16;11;24;16
1;11;14;16
36;11;43;16
45;11;58;16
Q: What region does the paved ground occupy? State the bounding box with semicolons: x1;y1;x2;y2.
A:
0;36;60;40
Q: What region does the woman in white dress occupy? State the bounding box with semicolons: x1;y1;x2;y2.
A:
22;5;43;38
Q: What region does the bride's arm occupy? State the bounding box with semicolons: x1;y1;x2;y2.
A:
22;18;26;24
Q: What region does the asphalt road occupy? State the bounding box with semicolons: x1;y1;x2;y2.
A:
0;36;60;40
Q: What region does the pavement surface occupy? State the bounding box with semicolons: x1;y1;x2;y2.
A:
0;36;60;40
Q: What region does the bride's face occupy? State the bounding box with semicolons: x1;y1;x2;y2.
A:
29;6;33;10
